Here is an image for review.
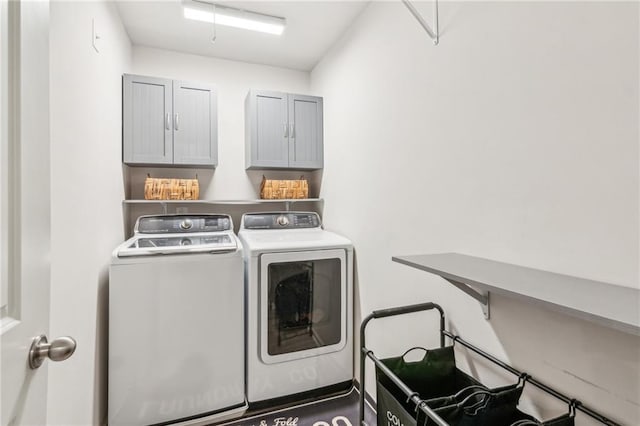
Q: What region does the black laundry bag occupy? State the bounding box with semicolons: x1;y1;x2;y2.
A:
419;383;538;426
375;346;539;426
375;346;481;426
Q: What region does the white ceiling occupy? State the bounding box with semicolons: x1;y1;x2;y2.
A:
115;1;370;71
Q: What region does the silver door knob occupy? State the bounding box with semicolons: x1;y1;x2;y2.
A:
29;334;77;369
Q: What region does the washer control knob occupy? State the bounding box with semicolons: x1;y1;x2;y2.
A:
276;215;289;227
180;238;192;246
180;219;193;230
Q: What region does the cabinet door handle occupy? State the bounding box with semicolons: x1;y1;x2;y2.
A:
174;113;180;131
290;123;295;139
283;123;288;138
165;112;171;130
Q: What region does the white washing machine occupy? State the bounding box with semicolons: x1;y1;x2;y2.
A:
109;214;246;426
238;212;353;406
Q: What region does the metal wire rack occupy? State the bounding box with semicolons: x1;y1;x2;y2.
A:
358;302;621;426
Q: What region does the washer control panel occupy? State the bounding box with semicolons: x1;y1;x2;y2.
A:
135;214;232;234
242;212;321;230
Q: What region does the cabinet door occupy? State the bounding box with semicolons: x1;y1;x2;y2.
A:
288;94;323;169
246;90;289;169
123;74;173;165
173;81;218;167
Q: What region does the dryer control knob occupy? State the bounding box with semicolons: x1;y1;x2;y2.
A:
180;219;193;230
276;215;289;227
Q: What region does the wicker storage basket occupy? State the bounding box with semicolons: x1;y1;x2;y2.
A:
144;175;199;200
260;176;309;199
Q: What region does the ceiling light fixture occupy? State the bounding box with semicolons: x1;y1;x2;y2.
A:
183;0;286;35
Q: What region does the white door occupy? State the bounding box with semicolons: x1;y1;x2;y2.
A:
0;2;73;425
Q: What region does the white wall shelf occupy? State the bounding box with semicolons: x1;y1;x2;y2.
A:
392;253;640;336
123;198;323;206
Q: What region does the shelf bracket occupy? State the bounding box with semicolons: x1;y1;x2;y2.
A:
445;279;490;319
402;0;439;45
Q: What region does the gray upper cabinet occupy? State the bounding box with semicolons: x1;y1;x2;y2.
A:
288;94;323;169
123;74;218;167
245;90;323;170
173;80;218;166
247;91;289;168
123;75;173;165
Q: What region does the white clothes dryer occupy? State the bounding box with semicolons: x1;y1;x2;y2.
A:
109;214;246;426
238;212;353;406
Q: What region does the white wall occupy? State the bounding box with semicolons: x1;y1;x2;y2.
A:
48;1;132;424
311;1;639;424
47;17;316;425
128;46;314;202
45;1;639;424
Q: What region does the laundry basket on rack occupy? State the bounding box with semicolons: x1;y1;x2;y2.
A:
361;303;574;426
375;345;481;426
